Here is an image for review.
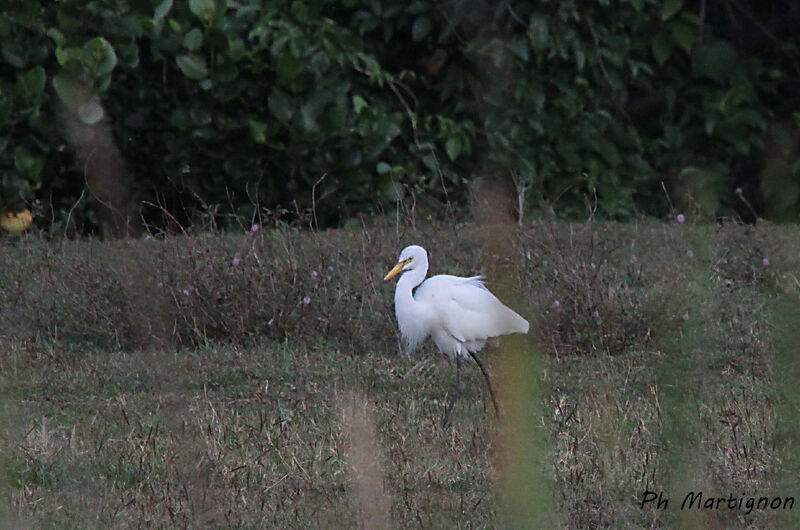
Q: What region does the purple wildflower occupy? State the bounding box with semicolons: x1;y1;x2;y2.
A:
301;296;311;305
591;310;600;318
180;288;190;296
231;257;241;266
686;249;694;258
310;270;319;279
762;257;769;266
676;213;685;224
550;300;561;309
250;223;260;232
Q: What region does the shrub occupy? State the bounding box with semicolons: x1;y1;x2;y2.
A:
2;221;693;359
1;1;799;232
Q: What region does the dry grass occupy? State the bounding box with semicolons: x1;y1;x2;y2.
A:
1;219;799;527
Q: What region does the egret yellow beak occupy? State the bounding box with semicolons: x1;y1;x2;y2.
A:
383;258;410;281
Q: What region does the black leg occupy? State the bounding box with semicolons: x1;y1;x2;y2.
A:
469;351;500;416
442;354;462;426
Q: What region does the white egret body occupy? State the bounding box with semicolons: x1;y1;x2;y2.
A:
384;245;529;416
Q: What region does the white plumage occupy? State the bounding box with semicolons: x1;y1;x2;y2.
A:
383;244;529;417
385;245;529;358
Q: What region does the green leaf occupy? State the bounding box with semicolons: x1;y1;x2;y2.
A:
670;21;695;54
508;39;530;62
206;27;229;52
407;1;430;15
488;39;507;69
651;32;671;66
595;138;621;166
55;5;79;33
14;1;43;24
214;60;238;83
247;119;268;144
17;66;46;102
275;53;300;86
382;181;404;201
14;146;45;181
299;103;320;134
290;2;309;20
154;0;173;22
343;149;362;168
1;169;29;201
96;73;112;93
411;15;432;42
383;5;402;18
84;37;117;77
52;74;85;110
29;44;48;65
189;107;212;126
268;89;293;124
192;126;214;139
529;14;550;52
575;49;586;71
189;0;215;24
375;118;401;143
118;41;140;69
352;95;368;114
46;28;65;46
320;104;346;132
661;0;683;20
55;46;85;72
445;136;461;161
168;19;183;34
1;42;26;68
376;161;392;175
53;74;104;124
176;54;208;79
183;28;204;51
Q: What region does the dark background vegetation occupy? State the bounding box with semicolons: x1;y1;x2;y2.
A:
1;0;799;234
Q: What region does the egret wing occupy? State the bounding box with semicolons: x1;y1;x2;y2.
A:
418;275;529;343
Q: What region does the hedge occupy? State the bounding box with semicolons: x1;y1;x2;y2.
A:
0;0;798;234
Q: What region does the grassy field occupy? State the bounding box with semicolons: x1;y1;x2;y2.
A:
2;219;800;528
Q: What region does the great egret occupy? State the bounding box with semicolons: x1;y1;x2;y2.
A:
383;245;529;418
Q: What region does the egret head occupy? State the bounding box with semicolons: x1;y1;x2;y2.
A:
383;245;428;280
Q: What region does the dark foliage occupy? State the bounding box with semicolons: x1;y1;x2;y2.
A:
0;0;798;233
